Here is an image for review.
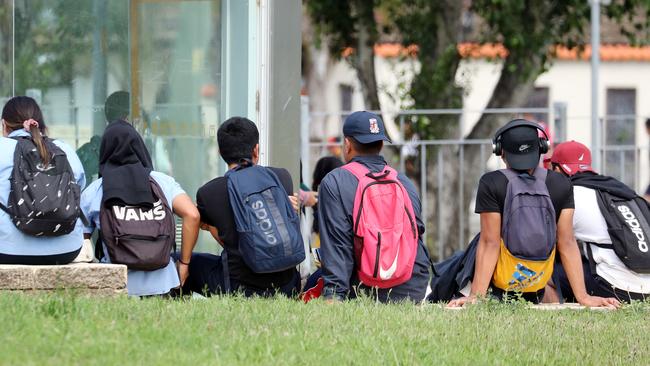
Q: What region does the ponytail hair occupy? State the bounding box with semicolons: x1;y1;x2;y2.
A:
2;96;50;167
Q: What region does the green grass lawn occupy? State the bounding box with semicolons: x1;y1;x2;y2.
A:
0;292;648;365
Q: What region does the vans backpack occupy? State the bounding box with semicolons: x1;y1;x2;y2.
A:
343;162;418;289
99;178;175;271
492;168;557;292
591;190;650;273
225;163;305;273
0;136;81;237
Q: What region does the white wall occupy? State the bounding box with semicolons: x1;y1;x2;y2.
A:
310;55;650;189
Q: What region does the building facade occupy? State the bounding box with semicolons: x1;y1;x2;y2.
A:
0;0;302;197
306;43;650;191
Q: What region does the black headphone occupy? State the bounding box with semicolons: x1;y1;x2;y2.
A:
492;119;550;156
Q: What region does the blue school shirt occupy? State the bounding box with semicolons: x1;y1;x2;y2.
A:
81;171;184;296
0;130;86;255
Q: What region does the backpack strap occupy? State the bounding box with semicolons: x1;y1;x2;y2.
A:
342;161;370;180
343;161;394;181
0;201;9;216
500;167;547;182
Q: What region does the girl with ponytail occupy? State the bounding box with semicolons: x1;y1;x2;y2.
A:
2;96;50;167
0;96;86;265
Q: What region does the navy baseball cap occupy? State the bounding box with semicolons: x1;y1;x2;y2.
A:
343;111;392;144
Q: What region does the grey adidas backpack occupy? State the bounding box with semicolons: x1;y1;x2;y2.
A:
501;168;557;259
0;136;81;237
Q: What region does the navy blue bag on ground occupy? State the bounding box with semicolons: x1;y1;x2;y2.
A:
225;162;305;273
428;234;479;302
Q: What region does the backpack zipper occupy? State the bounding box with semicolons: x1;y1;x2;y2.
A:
115;234;170;245
354;180;401;235
373;232;381;278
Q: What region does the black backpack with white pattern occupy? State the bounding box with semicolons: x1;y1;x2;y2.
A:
0;136;81;237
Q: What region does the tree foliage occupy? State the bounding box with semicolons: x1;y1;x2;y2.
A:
305;0;650;258
11;0;128;95
306;0;650;135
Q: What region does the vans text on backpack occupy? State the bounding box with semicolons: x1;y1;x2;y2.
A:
492;168;557;293
343;162;418;288
226;160;305;273
99;178;175;271
0;136;81;237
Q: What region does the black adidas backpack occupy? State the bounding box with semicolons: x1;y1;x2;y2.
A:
0;136;81;237
571;173;650;273
594;190;650;273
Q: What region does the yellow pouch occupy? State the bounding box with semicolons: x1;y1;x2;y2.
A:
492;240;555;293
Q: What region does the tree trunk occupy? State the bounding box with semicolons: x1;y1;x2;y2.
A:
434;53;543;257
302;16;336;138
403;0;464;259
347;0;380;111
352;28;380;111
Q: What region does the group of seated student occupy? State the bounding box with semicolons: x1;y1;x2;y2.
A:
0;96;646;306
443;119;650;308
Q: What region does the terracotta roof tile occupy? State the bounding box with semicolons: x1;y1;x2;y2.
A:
366;42;650;62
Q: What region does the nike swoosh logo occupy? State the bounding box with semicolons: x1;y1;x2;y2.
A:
379;252;399;280
519;144;530;152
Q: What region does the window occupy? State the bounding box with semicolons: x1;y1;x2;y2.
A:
605;88;636;187
340;84;353;113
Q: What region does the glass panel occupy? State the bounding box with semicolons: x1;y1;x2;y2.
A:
0;0;13;99
135;0;222;196
2;0;256;251
11;0;130;181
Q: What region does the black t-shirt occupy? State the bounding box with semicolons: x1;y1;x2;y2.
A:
196;167;296;289
475;169;574;220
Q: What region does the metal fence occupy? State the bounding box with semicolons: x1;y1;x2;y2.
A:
301;107;650;261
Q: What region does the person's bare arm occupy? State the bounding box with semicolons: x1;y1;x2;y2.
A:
448;212;501;307
173;193;200;286
556;208;620;309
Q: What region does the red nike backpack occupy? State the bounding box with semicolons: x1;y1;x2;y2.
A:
343;162;419;288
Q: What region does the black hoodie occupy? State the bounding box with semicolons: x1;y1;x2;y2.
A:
99;120;154;207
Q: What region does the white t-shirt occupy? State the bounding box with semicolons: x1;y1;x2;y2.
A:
573;186;650;294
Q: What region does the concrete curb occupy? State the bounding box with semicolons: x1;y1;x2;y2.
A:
0;263;127;296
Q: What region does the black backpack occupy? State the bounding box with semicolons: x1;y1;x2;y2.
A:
99;178;175;271
571;174;650;273
593;190;650;273
0;136;81;237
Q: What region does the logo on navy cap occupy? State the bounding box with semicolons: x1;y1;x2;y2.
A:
369;118;379;134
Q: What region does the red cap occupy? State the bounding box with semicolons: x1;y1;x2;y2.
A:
550;140;595;176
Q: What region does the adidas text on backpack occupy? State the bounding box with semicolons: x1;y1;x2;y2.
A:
226;162;305;273
0;136;81;237
343;162;418;288
594;190;650;273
